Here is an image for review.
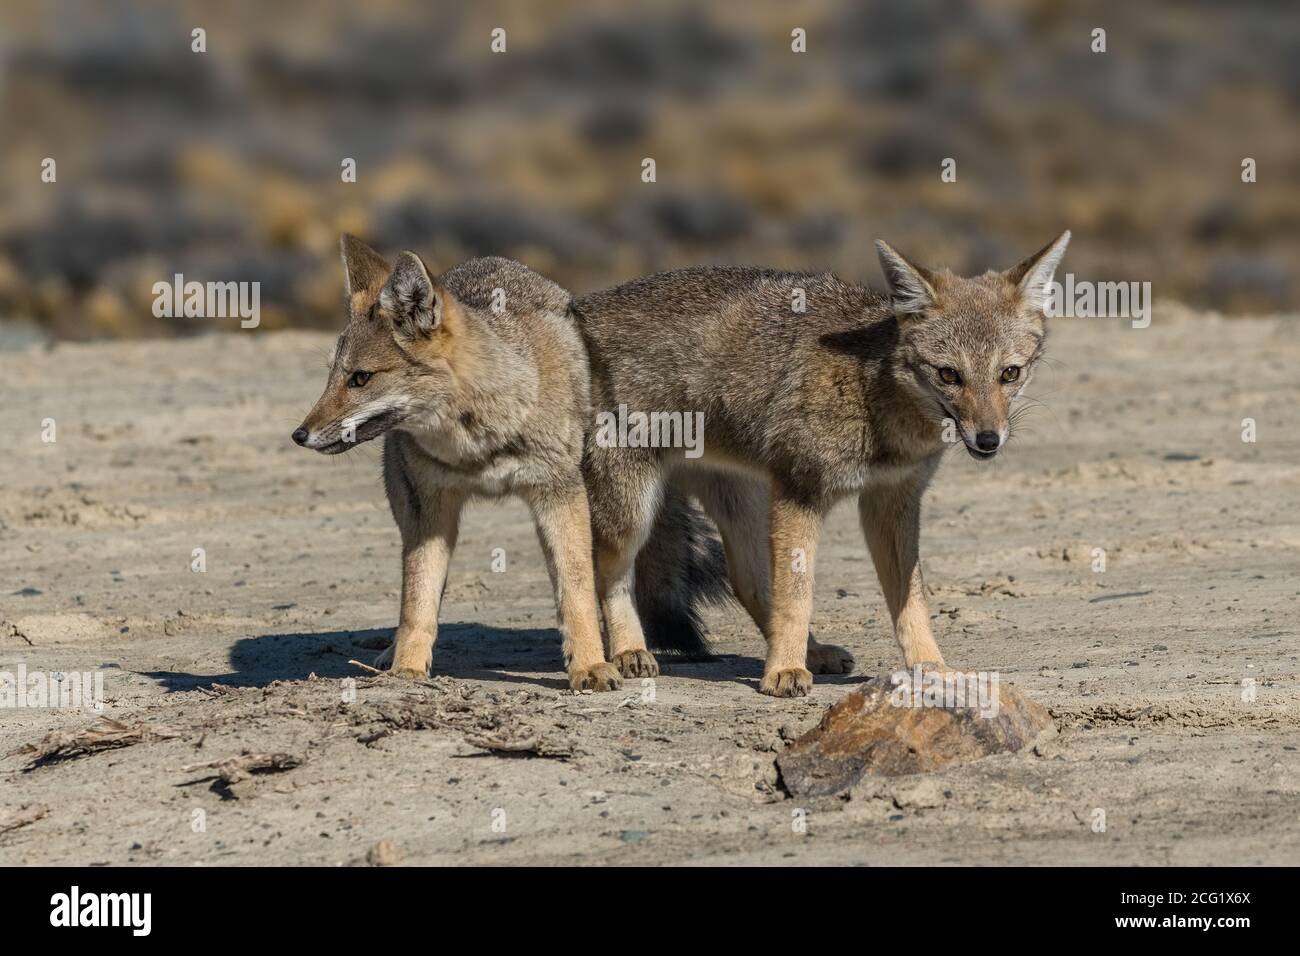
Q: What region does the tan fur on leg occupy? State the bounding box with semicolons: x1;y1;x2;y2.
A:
531;486;621;691
760;489;822;697
385;486;464;679
859;472;945;669
686;472;853;677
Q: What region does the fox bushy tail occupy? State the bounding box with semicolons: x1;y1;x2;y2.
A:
632;487;731;659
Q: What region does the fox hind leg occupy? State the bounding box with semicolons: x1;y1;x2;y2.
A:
759;487;824;697
589;456;663;680
683;471;854;677
805;635;856;676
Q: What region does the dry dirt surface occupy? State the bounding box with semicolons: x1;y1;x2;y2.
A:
1;306;1298;866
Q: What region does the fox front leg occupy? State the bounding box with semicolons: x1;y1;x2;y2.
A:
529;485;622;692
381;485;464;679
858;476;946;670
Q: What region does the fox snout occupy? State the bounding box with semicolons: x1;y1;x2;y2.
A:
290;415;351;455
953;404;1008;459
292;393;409;454
291;412;357;455
291;394;358;455
966;428;1004;460
947;387;1012;460
290;418;357;455
947;397;1009;460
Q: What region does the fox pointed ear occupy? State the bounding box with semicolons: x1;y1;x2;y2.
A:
340;234;390;315
876;240;938;317
1006;230;1071;313
380;250;442;338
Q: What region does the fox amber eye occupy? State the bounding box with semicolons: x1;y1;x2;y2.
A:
1000;365;1021;384
349;370;372;388
938;367;962;386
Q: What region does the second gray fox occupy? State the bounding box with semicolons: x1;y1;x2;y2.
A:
573;232;1071;696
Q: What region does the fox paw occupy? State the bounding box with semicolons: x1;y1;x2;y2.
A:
611;649;659;679
760;667;813;698
569;662;622;692
390;666;431;681
807;642;855;675
374;634;432;679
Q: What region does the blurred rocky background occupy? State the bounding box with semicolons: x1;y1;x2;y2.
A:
0;0;1296;340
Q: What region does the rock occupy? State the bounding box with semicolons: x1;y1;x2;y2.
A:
776;671;1054;797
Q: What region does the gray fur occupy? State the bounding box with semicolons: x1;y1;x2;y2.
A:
297;242;727;684
572;234;1068;690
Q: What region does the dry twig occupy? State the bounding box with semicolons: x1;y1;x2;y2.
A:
180;751;303;784
7;718;184;768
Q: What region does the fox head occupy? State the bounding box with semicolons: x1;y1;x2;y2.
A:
876;231;1070;460
292;235;460;454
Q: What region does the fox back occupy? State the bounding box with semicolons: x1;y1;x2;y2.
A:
573;232;1069;502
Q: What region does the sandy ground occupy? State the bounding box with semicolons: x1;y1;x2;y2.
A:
1;307;1298;866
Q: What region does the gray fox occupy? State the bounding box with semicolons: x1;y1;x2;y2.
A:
573;232;1071;696
291;235;627;690
291;236;725;689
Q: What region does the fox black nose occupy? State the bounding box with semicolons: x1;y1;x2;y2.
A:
975;431;1001;452
291;428;309;446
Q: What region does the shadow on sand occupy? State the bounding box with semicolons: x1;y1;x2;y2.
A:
140;622;863;694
